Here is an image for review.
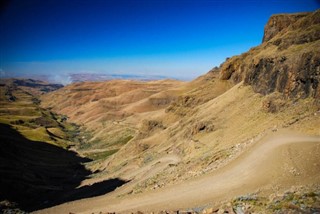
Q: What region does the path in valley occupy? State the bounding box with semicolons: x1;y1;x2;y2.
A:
34;133;320;214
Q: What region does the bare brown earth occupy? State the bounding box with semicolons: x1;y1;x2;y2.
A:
34;133;320;213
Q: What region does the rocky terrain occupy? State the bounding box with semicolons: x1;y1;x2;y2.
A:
1;10;320;214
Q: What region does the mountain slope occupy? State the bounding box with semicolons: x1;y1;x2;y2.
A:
37;10;320;213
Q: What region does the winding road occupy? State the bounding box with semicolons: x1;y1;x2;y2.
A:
34;133;320;214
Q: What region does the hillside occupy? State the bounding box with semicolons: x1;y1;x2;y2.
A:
2;9;320;214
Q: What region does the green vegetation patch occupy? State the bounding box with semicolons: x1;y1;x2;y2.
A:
85;149;119;161
108;134;133;147
19;127;52;142
78;129;134;150
47;127;67;139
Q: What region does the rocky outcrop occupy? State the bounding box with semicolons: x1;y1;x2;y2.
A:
184;120;215;138
262;12;309;42
140;119;165;132
219;10;320;99
243;52;320;98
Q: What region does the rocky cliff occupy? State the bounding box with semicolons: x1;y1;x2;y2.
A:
262;12;309;42
219;10;320;99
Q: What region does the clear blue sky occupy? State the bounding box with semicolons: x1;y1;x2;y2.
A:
0;0;319;81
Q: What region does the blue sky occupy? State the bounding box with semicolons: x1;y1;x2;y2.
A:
0;0;319;81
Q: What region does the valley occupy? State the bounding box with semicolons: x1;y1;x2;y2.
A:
1;9;320;214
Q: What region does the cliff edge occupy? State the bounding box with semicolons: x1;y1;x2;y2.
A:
219;10;320;99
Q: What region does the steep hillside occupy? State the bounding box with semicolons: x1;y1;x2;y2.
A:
37;10;320;213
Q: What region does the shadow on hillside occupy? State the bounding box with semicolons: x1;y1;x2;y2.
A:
0;123;127;212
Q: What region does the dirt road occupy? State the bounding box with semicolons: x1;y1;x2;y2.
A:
34;133;320;213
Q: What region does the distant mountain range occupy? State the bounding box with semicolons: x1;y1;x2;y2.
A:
2;73;173;85
68;73;171;83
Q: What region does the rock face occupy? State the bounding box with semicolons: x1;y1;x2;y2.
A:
219;10;320;99
245;52;320;98
262;13;309;43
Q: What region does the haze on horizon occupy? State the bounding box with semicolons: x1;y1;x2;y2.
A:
0;0;319;83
